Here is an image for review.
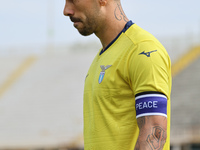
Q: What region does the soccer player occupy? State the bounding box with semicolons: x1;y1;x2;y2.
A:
63;0;171;149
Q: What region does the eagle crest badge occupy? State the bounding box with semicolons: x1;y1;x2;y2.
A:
98;65;112;84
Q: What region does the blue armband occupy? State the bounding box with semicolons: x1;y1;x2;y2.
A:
135;92;167;118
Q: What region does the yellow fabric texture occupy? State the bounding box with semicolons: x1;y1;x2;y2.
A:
84;24;171;150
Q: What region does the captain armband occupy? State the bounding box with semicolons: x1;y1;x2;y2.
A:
135;92;167;119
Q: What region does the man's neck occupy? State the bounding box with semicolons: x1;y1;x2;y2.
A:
96;21;127;50
95;2;129;50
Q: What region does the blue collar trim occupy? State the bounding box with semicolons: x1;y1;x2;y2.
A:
99;20;134;55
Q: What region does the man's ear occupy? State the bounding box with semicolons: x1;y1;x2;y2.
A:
99;0;107;6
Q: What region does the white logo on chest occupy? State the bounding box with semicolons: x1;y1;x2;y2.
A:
98;65;112;84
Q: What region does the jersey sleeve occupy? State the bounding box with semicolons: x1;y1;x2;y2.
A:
128;40;171;118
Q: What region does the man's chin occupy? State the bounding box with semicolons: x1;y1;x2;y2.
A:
78;29;93;36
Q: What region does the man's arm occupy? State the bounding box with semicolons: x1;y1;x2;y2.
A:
134;115;167;150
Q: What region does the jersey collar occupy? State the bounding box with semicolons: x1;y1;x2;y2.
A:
99;20;134;55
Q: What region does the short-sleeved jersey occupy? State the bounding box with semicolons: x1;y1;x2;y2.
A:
84;21;171;150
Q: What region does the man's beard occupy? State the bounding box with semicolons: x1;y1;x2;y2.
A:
78;26;94;36
70;15;98;36
77;18;97;36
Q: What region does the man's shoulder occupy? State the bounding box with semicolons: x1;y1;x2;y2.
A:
125;24;159;45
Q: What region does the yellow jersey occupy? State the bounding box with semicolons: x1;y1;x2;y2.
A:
84;21;171;150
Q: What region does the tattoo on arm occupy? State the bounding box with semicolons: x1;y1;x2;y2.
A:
114;3;129;22
135;116;167;150
146;126;166;150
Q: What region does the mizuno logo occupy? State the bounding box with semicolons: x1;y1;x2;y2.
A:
98;65;112;84
139;50;157;57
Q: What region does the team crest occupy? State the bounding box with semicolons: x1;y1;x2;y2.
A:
98;65;112;84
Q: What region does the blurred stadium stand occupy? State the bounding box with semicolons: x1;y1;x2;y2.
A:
170;45;200;150
0;49;97;150
0;32;200;150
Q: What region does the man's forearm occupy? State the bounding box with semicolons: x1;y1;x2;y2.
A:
134;116;167;150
